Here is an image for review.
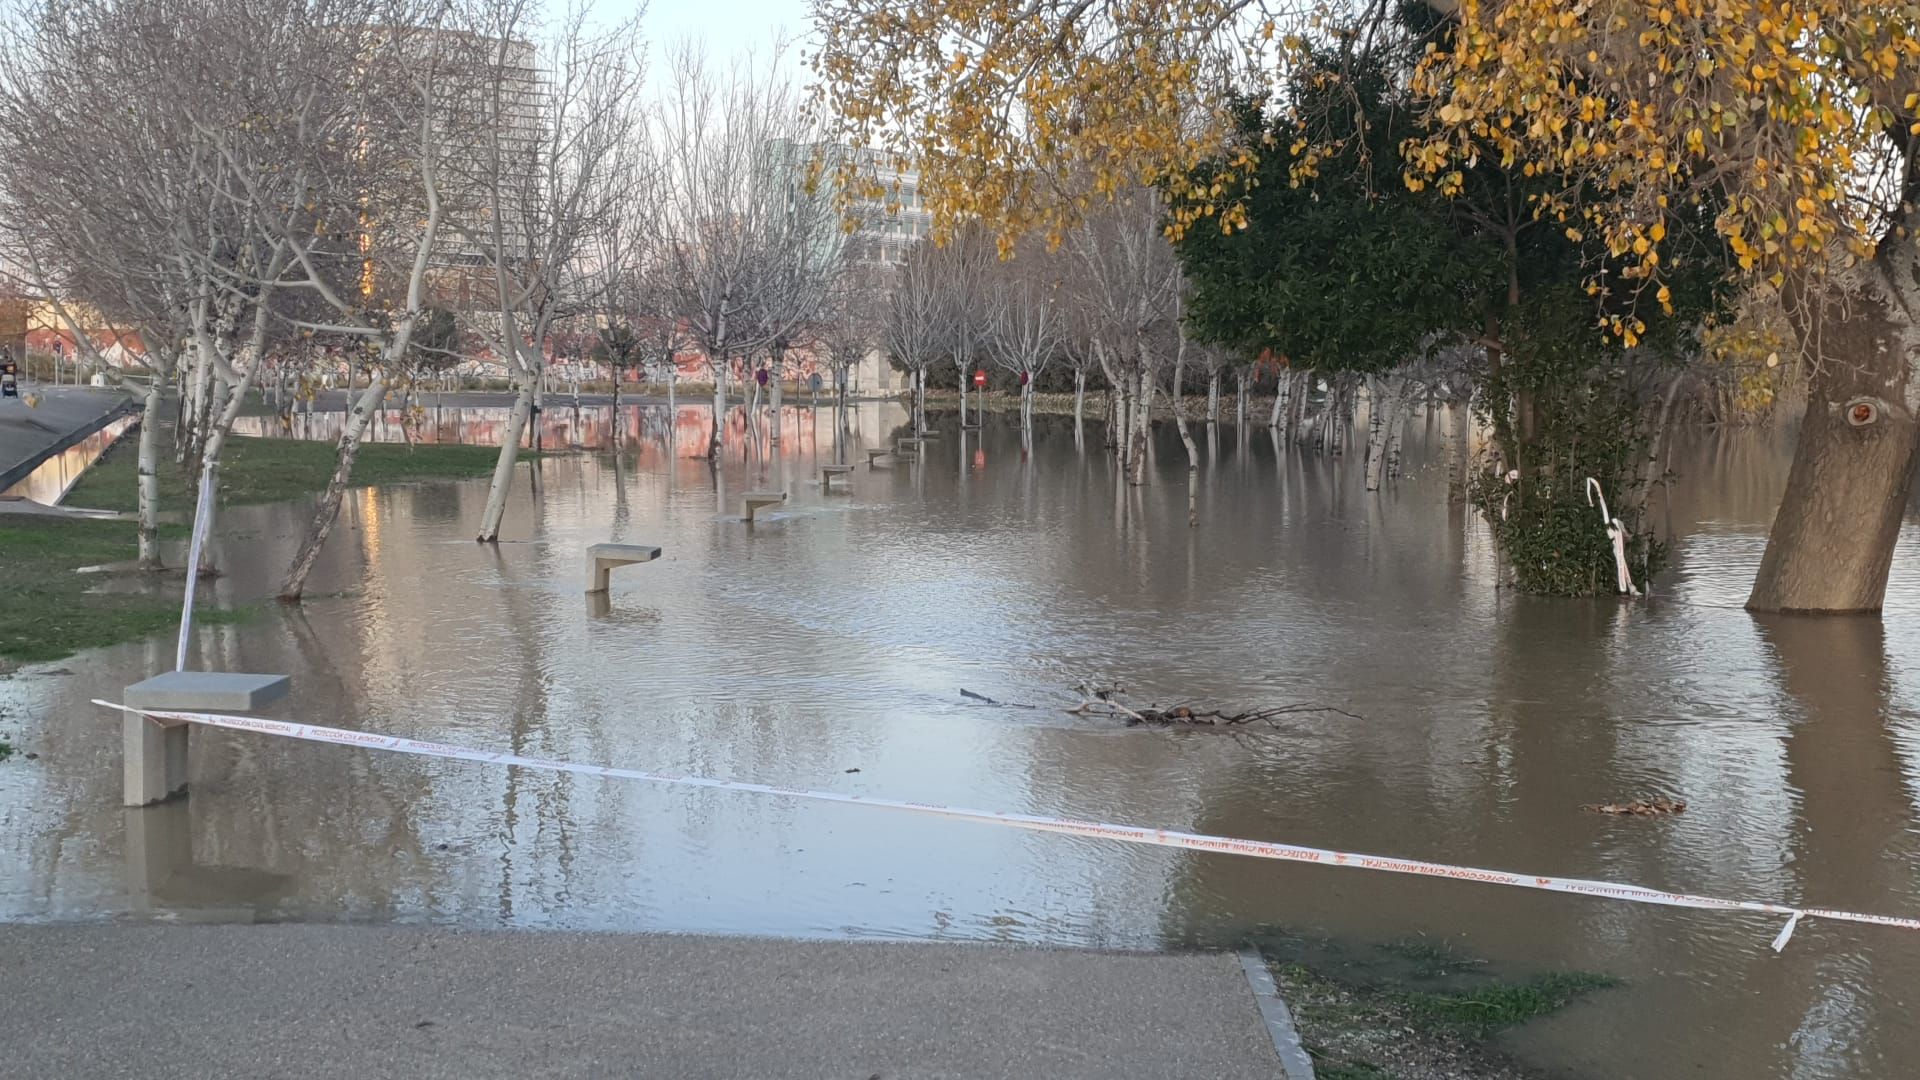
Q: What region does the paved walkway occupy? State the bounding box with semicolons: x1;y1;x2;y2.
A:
0;926;1298;1079
0;385;136;492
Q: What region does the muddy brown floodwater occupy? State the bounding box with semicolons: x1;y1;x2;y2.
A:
4;402;1919;1078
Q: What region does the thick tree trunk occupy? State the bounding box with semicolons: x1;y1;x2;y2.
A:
280;377;386;602
135;379;164;570
1207;369;1221;425
477;377;535;542
1269;371;1286;429
1748;257;1920;613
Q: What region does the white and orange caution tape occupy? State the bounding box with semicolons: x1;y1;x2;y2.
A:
96;701;1920;952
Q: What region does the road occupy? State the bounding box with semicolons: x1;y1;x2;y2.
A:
0;385;136;493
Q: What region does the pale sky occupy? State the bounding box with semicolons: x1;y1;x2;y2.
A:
641;0;811;68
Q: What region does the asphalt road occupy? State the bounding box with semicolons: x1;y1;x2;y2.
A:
0;925;1291;1079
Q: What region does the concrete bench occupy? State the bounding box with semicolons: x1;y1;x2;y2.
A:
895;437;924;453
742;490;787;522
866;448;892;464
821;464;854;489
123;671;292;807
586;542;662;593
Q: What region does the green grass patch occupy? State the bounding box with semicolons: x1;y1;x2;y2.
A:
0;516;258;665
1259;934;1618;1079
1397;971;1619;1037
5;434;501;664
65;435;505;514
0;738;13;761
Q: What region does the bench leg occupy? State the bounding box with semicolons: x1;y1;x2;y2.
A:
124;712;188;807
587;559;611;593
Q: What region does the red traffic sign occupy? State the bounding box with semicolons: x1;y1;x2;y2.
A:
973;369;987;387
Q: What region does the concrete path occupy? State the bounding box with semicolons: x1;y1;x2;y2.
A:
0;385;136;492
0;925;1294;1079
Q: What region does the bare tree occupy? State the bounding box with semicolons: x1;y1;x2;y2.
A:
654;41;810;460
987;249;1064;429
459;0;646;541
1067;188;1181;484
884;243;945;434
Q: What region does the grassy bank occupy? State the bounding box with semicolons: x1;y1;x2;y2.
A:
3;435;505;666
1259;935;1618;1079
0;516;253;666
66;434;505;514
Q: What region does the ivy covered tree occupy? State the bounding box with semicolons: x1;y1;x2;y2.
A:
1178;23;1732;595
1410;0;1920;613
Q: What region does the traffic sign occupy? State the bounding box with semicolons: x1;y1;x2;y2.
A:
973;369;987;387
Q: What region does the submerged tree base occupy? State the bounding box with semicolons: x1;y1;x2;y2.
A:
1258;934;1618;1080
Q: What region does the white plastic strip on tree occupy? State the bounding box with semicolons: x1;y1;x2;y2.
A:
1586;476;1640;596
95;701;1920;951
173;466;217;671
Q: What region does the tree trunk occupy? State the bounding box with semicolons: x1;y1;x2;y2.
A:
708;361;727;461
1168;343;1199;526
1748;257;1920;613
1129;366;1155;485
477;377;535;542
769;373;784;442
1446;388;1471;503
1074;369;1086;425
1364;375;1391;491
280;376;387;602
959;363;969;428
1207;370;1221;425
1269;370;1286;429
135;378;164;570
1236;369;1249;428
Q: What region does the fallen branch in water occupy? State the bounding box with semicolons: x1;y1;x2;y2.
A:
959;688;1039;709
1065;684;1362;727
1582;797;1686;816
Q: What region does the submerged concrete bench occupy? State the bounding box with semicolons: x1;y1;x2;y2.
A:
895;437;924;453
742;490;787;522
586;543;662;593
866;448;892;464
123;671;291;807
821;464;854;489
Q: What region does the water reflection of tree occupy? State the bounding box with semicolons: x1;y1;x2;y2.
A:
1757;616;1917;1075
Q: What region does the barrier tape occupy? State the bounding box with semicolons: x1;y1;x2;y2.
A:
96;700;1920;951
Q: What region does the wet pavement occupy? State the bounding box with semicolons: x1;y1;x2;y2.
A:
3;404;1919;1077
0;925;1287;1079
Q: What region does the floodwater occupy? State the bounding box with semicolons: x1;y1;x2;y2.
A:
4;402;1920;1079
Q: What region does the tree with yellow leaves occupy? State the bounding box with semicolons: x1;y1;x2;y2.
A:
1409;0;1920;613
